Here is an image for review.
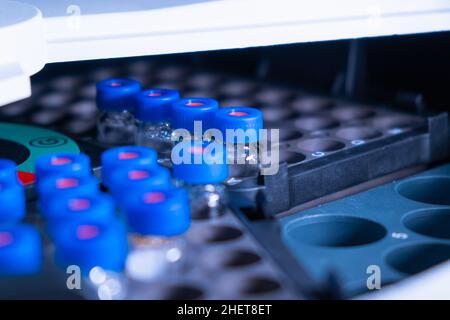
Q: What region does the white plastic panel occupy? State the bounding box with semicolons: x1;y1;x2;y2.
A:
1;0;450;106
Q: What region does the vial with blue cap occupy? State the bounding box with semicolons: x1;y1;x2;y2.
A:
100;146;157;189
52;219;128;299
42;193;116;240
37;173;100;213
0;159;25;224
96;78;141;145
171;97;219;143
134;88;180;163
215;107;263;183
121;187;190;282
108;165;172;207
172;140;228;219
0;224;42;276
35;153;91;186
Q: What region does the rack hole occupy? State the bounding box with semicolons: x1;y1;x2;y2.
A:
397;177;450;205
285;216;386;247
331;106;375;121
404;209;450;239
386;244;450;275
201;226;243;243
297;138;345;153
242;277;281;295
224;250;262;268
335;127;382;141
294;116;339;131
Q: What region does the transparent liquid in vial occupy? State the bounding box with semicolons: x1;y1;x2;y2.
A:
97;110;136;145
187;183;227;220
135;120;173;164
226;142;260;184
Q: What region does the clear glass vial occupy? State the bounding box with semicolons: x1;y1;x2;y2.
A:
173;140;228;219
121;188;191;282
134;88;180;163
96;78;141;145
215;107;263;184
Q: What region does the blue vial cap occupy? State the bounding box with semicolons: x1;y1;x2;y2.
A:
96;78;141;112
172;98;219;133
172;140;228;184
109;165;172;202
37;173;99;211
123;188;190;237
215;107;263;143
0;180;26;225
101;146;158;188
43;192;115;229
135;88;180;123
0;159;20;184
35;153;91;184
53;219;128;275
0;224;42;276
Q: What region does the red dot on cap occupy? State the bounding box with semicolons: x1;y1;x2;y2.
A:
110;82;123;87
118;152;139;160
143;191;166;204
56;178;79;189
228;111;248;117
128;170;149;180
0;232;13;248
51;157;72;166
76;225;99;240
147;92;162;97
68;198;91;211
185;101;204;107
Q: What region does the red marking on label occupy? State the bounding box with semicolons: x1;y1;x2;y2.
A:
110;82;123;87
118;152;139;160
56;178;79;189
147;92;162;97
68;198;91;211
128;170;149;180
144;192;166;204
185;101;204;107
51;157;72;166
228;111;248;117
0;232;13;248
76;225;99;240
18;171;36;186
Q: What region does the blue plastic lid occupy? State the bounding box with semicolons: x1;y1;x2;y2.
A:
101;146;158;188
108;165;172;202
0;159;19;184
96;78;141;112
135;88;180;123
122;188;190;237
53;219;128;275
0;224;42;276
35;153;91;185
172;140;228;184
0;180;26;225
37;174;99;211
43;192;115;227
172;98;219;133
215;107;263;143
